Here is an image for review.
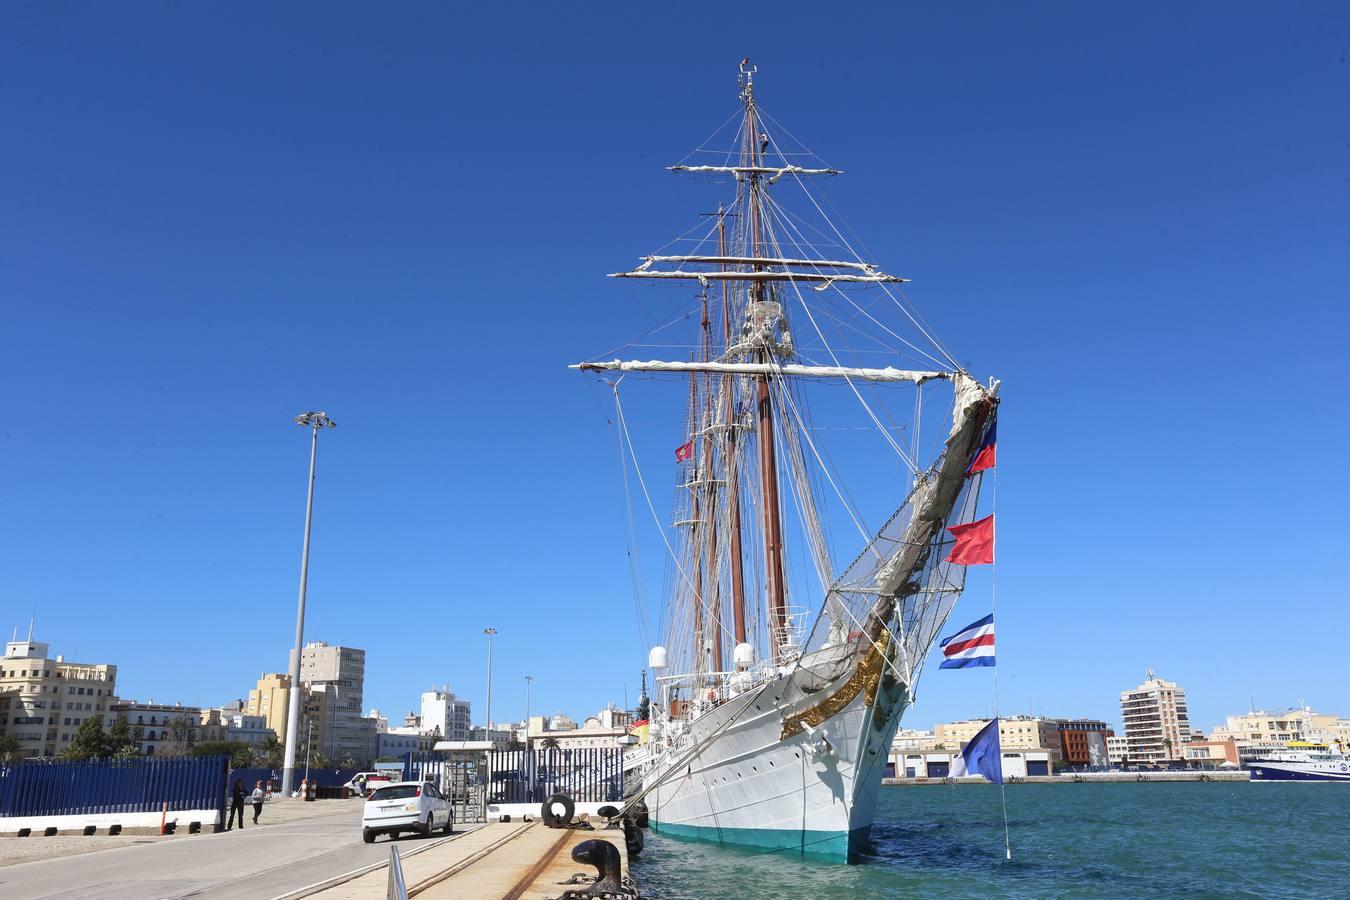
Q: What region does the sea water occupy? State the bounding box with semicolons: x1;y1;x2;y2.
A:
631;782;1349;898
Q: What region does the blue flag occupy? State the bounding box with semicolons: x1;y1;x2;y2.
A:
950;717;1003;784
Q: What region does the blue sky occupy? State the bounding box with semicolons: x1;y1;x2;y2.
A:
2;3;1346;736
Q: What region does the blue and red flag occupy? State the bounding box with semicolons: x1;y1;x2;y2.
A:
966;421;996;476
940;613;995;668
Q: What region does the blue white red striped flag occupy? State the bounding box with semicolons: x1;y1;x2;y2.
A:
940;613;995;669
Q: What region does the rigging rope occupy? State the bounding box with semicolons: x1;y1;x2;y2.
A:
613;384;742;657
757;110;962;372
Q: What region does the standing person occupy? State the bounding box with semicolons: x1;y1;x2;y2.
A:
251;780;265;824
227;778;246;830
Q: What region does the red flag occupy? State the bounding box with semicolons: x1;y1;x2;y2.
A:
675;440;694;462
946;514;994;565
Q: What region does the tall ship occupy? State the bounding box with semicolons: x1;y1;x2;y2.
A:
574;61;1000;862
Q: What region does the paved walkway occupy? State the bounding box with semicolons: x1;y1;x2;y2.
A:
0;800;449;899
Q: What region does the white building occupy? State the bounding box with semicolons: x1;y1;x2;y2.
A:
420;688;472;741
225;714;275;747
1120;670;1192;762
891;728;938;753
366;708;390;733
1107;735;1129;765
892;749;1052;779
113;701;203;756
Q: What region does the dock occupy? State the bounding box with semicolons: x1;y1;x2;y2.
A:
296;820;631;900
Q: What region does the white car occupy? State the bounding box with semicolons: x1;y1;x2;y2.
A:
361;780;454;843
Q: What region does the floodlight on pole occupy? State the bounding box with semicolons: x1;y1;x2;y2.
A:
281;411;336;797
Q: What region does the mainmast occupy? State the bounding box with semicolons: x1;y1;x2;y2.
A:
741;60;789;662
685;361;705;676
698;289;724;674
718;207;748;650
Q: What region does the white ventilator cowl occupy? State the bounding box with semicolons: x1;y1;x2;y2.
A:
733;643;756;669
648;646;669;669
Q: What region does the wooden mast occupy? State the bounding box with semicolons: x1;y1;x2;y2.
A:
742;62;788;662
698;291;725;675
686;359;705;676
718;207;748;650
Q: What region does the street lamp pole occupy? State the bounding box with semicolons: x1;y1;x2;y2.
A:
524;674;533;740
483;628;497;737
281;411;336;797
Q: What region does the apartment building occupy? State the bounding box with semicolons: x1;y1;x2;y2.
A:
246;671;327;757
112;700;202;756
1120;670;1192;762
1210;707;1339;745
935;716;1064;760
420;688;472;740
297;642;375;765
0;636;119;758
1054;719;1114;766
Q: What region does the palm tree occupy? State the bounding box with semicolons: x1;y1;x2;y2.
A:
258;734;284;769
540;736;560;751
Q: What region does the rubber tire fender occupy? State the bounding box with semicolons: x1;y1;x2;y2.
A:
541;792;575;827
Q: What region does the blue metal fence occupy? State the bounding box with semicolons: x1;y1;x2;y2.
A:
403;749;624;804
0;755;229;818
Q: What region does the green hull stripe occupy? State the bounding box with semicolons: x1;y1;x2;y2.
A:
651;820;868;863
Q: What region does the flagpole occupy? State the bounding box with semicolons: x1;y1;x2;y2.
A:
991;466;1012;861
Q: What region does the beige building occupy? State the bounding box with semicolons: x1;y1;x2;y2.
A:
528;706;636;751
1210;707;1340;746
1182;738;1240;768
247;672;295;737
1120;670;1191;762
935;716;1063;760
246;671;327;758
0;636;119;759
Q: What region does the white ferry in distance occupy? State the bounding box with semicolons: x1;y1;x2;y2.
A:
1248;743;1350;782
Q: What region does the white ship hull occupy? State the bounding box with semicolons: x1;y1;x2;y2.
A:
1248;756;1350;782
634;651;909;862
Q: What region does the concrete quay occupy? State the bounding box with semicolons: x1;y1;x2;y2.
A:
884;770;1251;786
298;819;631;899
